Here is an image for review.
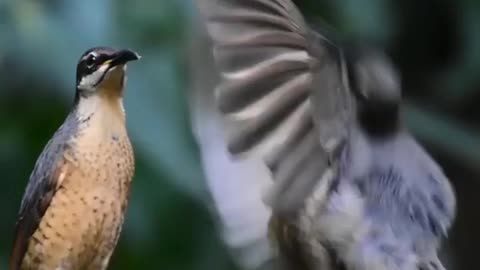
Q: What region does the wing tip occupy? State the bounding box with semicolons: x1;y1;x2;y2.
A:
9;237;25;270
8;219;30;270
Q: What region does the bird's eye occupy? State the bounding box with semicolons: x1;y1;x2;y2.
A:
85;55;97;68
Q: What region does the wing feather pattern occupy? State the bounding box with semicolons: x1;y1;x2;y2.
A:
197;0;353;214
9;115;76;270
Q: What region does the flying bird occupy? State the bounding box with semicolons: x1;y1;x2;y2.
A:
193;0;456;269
9;47;140;270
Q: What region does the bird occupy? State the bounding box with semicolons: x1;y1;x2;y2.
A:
193;0;457;269
9;47;140;270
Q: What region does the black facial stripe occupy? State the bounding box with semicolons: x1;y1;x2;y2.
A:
76;61;99;84
85;55;96;67
76;47;118;85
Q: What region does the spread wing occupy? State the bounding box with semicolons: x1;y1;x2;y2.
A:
189;19;276;269
9;116;76;270
196;0;354;214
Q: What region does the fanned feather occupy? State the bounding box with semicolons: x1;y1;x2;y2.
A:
197;0;353;214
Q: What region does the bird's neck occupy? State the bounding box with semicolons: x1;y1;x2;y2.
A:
357;102;401;138
74;92;127;135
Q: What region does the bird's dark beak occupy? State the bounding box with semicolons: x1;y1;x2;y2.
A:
104;49;141;68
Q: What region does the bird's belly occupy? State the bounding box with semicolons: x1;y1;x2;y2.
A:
302;180;437;270
21;183;127;270
21;137;134;270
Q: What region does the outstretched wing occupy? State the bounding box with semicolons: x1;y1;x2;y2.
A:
188;19;277;269
9;116;76;270
196;0;354;214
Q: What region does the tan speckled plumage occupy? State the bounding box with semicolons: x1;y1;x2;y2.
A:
10;47;139;270
22;97;134;270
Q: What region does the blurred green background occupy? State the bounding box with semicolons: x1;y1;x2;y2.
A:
1;0;480;269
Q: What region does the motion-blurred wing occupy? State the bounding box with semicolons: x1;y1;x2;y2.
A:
196;0;354;214
188;20;276;270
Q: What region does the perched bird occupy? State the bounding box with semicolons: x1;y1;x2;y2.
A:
193;0;456;269
9;47;140;270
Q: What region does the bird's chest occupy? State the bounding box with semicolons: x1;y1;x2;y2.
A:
65;131;133;198
65;111;135;198
48;122;134;266
63;95;134;198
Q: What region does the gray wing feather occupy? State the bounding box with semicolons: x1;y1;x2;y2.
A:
188;20;276;269
9;113;77;270
196;0;353;214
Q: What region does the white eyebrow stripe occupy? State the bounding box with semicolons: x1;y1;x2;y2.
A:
81;51;98;61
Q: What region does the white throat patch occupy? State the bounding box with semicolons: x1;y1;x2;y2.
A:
77;64;110;92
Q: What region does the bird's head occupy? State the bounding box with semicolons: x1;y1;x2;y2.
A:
346;46;401;107
344;45;402;136
75;47;140;98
